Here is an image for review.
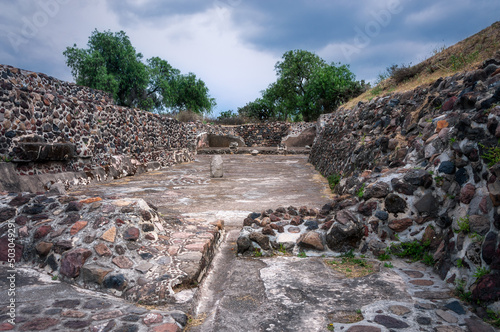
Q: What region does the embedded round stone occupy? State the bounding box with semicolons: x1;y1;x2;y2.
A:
19;318;59;331
123;227;140;241
409;279;434;286
403;270;424;278
374;315;409;328
389;305;411;316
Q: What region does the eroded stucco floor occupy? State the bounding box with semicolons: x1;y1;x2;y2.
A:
71;155;333;228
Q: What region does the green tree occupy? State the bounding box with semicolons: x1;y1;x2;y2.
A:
273;50;327;120
303;63;366;120
141;56;181;112
170;73;216;114
64;29;216;114
63;29;148;108
241;49;365;122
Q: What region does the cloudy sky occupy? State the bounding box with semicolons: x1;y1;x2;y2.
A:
1;0;499;116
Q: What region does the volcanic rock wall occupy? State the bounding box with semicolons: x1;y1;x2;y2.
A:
0;64;197;191
309;58;500;304
233;122;291;147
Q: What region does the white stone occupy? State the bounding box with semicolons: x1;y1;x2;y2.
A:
276;232;301;246
210;155;223;178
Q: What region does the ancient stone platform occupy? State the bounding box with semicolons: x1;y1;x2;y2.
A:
0;155;331;331
0;155;498;331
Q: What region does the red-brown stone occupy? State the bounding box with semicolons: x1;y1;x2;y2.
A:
409;279;434;286
19;318;59;331
0;236;23;262
0;322;14;331
151;323;181;332
94;243;112;256
60;248;92;278
34;225;52;239
460;183;476;204
70;220;88;235
112;255;134;269
388;218;413;232
123;227;140;241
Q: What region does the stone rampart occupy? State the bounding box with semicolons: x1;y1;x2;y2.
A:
307;58;500;303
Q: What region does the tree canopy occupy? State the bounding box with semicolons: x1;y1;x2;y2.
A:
63;29;216;114
238;49;367;122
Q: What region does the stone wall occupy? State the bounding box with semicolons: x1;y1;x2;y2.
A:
308;58;500;304
233;122;291;147
0;64;199;190
0;190;223;307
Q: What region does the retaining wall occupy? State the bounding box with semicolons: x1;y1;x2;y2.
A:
308;58;500;305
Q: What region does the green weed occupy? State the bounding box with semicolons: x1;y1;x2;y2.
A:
469;233;484;243
455;279;472;303
455;215;470;234
297;252;307;258
341;249;355;259
434;175;444;185
384;262;394;268
370;85;383;96
486;310;500;328
253;248;263;257
473;267;490;279
480;141;500;167
449;50;479;71
327;174;341;191
422;253;435;266
390;240;430;262
377;252;392;261
356;183;366;199
0;155;13;162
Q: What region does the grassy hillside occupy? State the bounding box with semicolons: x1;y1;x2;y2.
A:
345;21;500;108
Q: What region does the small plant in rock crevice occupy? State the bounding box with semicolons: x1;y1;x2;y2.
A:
485;309;500;328
327;173;341;191
384;262;394;268
469;232;484;243
422;253;435;266
297;251;307;258
473;267;490;279
479;141;500;167
377;251;391;261
455;215;470;234
356;183;366;198
379;240;434;266
278;244;287;254
455;279;473;303
0;155;13;162
253;248;263;257
434;175;444;186
390;240;431;262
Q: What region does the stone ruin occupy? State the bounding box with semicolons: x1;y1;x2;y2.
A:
1;55;500;330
